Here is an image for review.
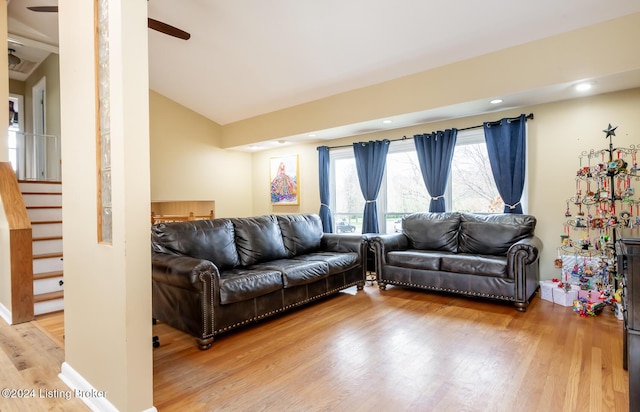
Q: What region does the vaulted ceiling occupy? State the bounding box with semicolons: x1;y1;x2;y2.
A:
7;1;640;146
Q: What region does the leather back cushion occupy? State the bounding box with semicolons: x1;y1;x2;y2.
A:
232;215;288;266
402;212;461;252
458;213;536;255
276;214;323;256
151;219;240;270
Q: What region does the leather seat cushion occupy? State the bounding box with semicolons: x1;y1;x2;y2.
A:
277;214;323;256
458;213;536;255
440;254;507;277
219;268;283;305
402;212;460;252
386;250;443;271
151;219;240;270
232;215;288;266
254;259;329;288
292;252;359;274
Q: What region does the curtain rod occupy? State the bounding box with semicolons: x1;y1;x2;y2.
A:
322;113;534;150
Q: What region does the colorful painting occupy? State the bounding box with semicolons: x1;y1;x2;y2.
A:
270;155;299;205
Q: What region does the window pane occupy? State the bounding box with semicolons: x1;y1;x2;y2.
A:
334;157;364;233
451;142;503;213
385;151;430;232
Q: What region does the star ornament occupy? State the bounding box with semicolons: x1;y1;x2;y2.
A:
603;123;617;138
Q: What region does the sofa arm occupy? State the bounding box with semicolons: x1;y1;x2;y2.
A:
321;234;367;255
507;236;542;266
152;252;220;291
370;233;409;253
369;233;409;264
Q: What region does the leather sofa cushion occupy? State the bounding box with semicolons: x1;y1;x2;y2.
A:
254;259;329;288
402;212;460;252
440;254;507;277
219;268;283;305
277;214;323;256
292;252;359;274
458;213;536;256
151;219;240;270
232;215;288;266
386;250;443;271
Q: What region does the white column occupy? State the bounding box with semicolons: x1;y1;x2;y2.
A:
58;0;153;410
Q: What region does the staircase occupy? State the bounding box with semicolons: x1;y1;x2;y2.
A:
18;180;64;315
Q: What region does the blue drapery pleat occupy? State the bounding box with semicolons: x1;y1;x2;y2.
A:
317;146;333;232
353;140;390;234
483;114;527;214
414;129;458;212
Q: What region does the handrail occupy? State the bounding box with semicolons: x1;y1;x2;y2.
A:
0;162;34;323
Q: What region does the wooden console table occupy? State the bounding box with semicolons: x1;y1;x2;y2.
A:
151;200;215;224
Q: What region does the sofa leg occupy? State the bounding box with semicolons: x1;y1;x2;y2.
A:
514;302;528;312
378;281;387;290
357;281;365;290
197;337;214;350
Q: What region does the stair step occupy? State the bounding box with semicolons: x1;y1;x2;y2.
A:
34;299;64;316
27;207;63;223
18;181;62;194
34;271;63;281
32;238;63;256
34;290;64;303
31;222;63;238
21;193;62;207
34;275;64;295
34;236;63;241
33;252;63;260
33;256;64;274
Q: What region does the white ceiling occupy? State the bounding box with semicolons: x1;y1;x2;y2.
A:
7;0;640;147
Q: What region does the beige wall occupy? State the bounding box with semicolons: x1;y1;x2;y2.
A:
24;53;61;138
149;90;254;218
249;88;640;281
9;79;25;97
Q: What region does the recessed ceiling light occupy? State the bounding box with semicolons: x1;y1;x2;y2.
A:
575;82;593;92
382;119;393;124
490;99;503;104
308;133;316;137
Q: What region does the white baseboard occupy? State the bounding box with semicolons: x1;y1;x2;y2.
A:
59;362;157;412
0;302;12;325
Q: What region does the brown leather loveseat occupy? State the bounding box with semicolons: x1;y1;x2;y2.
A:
151;213;366;349
370;212;542;311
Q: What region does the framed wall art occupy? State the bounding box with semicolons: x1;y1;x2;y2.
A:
270;155;299;205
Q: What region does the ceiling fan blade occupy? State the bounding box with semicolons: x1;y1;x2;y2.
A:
27;6;59;12
148;18;190;40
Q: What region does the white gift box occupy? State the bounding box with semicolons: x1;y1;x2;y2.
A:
552;285;579;307
540;281;556;302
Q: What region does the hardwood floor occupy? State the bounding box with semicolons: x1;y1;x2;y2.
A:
3;284;630;411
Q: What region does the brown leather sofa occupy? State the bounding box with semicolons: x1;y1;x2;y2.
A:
151;213;366;349
370;212;542;311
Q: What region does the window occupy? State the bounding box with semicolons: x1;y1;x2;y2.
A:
331;153;364;233
329;129;527;234
449;130;504;213
381;141;430;232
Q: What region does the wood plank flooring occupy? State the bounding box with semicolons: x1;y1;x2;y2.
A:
1;283;630;411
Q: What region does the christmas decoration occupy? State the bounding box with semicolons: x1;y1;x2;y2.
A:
557;125;639;311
